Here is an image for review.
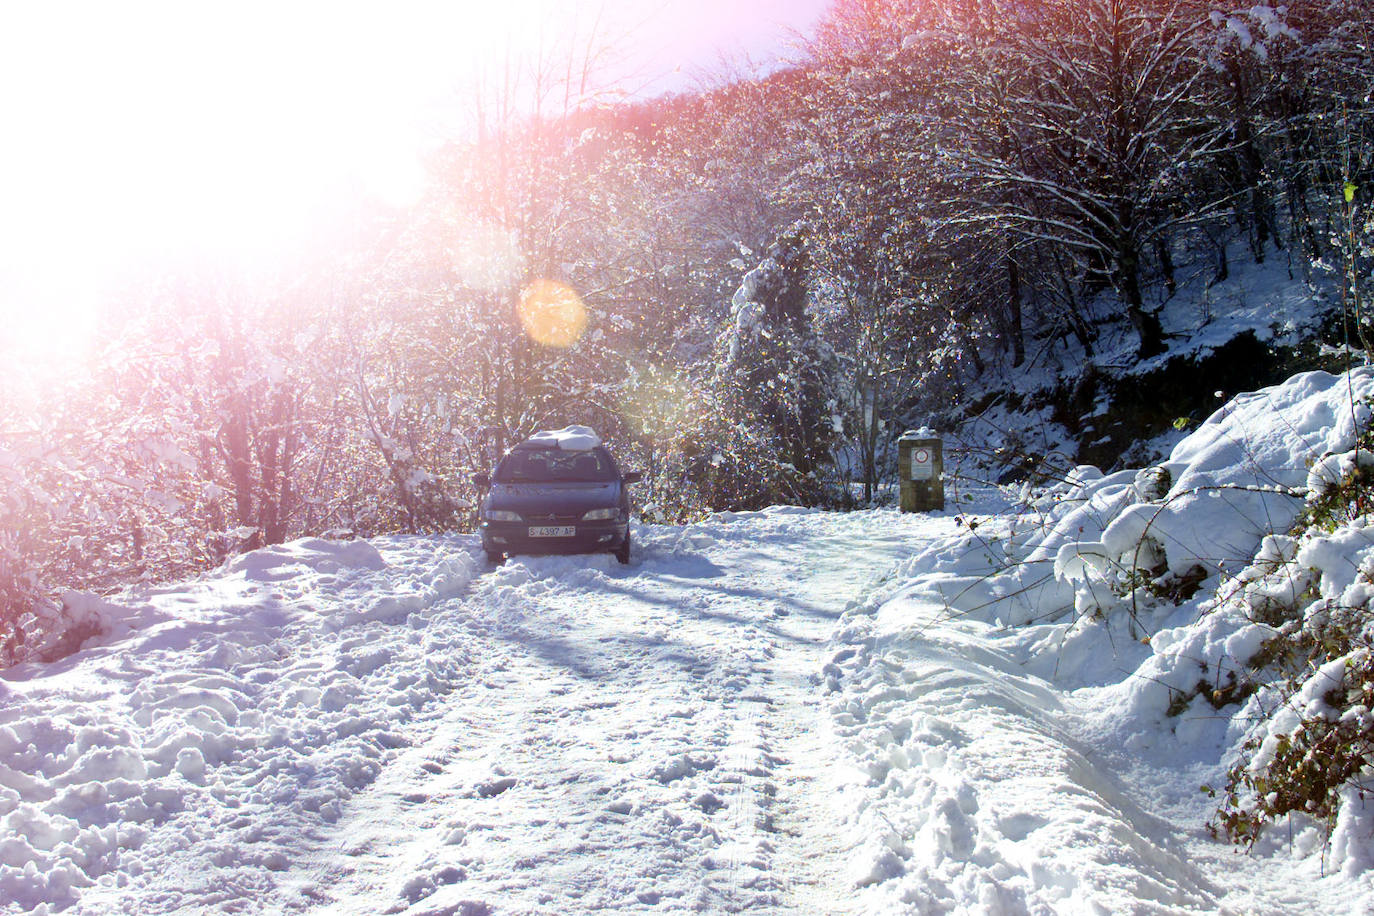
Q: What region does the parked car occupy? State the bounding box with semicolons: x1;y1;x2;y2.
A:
474;427;641;565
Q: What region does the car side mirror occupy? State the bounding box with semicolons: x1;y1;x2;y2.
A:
473;472;490;488
622;471;643;484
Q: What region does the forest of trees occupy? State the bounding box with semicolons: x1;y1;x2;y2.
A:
2;0;1372;665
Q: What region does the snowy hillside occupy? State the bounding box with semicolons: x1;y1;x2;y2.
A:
6;370;1374;914
953;237;1345;475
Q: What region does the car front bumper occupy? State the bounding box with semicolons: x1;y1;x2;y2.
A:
480;520;628;556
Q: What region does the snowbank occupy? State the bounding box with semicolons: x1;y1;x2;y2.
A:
825;368;1374;911
976;369;1374;631
0;535;481;912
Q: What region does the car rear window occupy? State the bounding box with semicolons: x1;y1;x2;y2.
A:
494;446;618;483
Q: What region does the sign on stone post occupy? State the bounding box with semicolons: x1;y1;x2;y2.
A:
898;428;944;512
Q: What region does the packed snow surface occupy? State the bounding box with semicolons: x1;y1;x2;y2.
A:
4;510;934;913
7;371;1374;914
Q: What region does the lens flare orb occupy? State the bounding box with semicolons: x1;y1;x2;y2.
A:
518;280;588;348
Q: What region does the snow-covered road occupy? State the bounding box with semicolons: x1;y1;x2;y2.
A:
7;495;1364;914
281;509;932;914
2;508;940;915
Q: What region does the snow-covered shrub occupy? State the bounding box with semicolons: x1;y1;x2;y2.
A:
973;370;1374;859
702;228;835;510
675;399;827;512
1302;445;1374;533
1204;449;1374;852
0;453;84;667
992;370;1374;627
1213;627;1374;852
2;529;121;669
0;540;41;667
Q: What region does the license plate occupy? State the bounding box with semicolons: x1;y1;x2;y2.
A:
529;526;575;538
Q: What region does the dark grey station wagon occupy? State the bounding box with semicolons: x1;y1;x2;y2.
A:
475;429;640;565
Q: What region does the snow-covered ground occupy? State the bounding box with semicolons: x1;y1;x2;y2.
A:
7;370;1374;915
826;369;1374;914
3;507;944;914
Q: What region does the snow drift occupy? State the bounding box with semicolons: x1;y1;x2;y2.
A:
824;368;1374;913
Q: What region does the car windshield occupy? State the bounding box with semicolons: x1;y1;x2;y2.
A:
494;446;618;483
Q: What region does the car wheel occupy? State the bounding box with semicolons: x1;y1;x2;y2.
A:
485;550;505;565
614;532;631;565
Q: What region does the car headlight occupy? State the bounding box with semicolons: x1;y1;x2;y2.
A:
581;507;619;521
486;509;522;522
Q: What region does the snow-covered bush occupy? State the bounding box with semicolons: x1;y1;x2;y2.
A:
704;228;835;509
918;369;1374;857
1213;637;1374;852
1302;446;1374;533
1196;434;1374;852
0;458;123;667
998;370;1374;619
0;540;41;667
0;447;118;667
1023;370;1374;857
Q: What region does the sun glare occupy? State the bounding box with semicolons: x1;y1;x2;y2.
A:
0;1;827;357
0;2;525;352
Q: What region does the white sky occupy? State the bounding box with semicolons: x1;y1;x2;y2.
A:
0;0;829;354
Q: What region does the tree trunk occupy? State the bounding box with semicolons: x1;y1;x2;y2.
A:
1006;250;1025;367
224;396;254;527
1226;58;1276;265
1154;237;1176;297
1118;245;1166;358
861;373;878;506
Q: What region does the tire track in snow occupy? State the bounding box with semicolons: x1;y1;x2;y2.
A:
283;509;938;914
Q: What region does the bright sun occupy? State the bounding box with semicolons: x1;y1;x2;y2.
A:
0;2;556;352
0;1;826;356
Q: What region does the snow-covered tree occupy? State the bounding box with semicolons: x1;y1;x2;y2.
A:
941;0;1226;358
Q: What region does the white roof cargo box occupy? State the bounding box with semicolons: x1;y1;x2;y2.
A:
525;425;601;451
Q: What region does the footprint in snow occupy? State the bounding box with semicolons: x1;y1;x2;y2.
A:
694;792;726;814
650;753;717;784
474;777;518;798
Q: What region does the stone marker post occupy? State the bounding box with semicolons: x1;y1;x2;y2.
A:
898;428;944;512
